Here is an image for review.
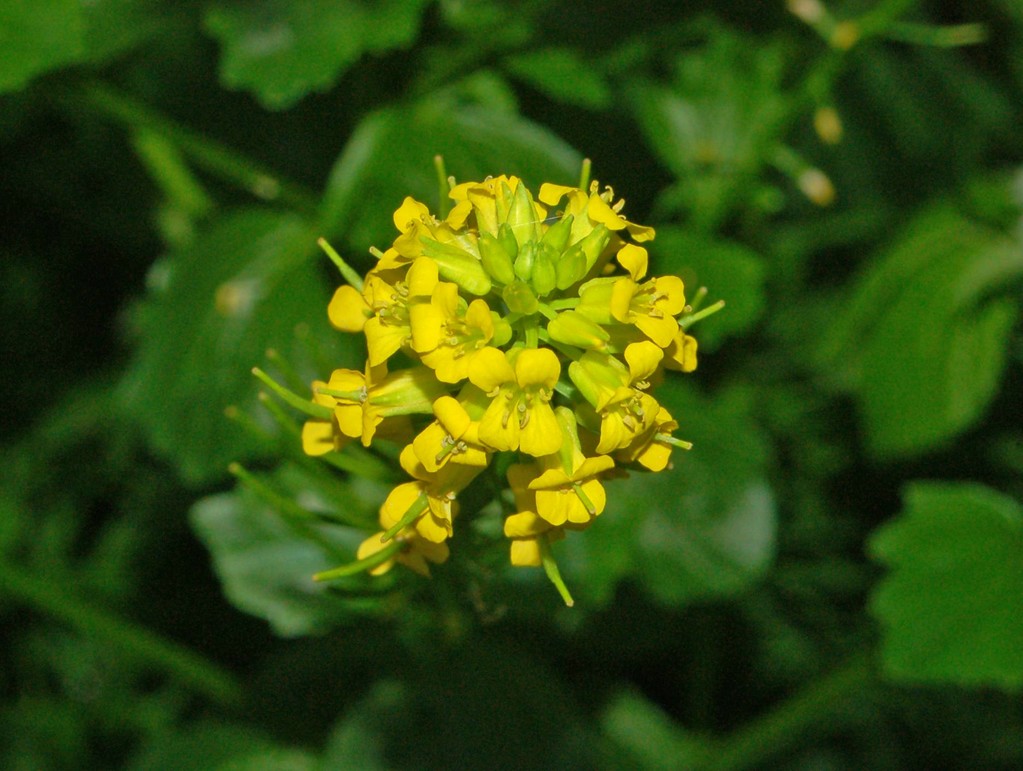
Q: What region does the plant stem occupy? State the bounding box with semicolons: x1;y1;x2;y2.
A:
0;559;243;706
700;651;875;771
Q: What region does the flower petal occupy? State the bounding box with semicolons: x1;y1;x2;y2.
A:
514;347;561;390
520;402;563;457
468;347;514;393
616;244;648;281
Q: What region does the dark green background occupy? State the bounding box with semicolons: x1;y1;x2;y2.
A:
2;1;1022;769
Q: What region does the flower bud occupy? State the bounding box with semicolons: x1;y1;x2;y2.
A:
478;231;516;285
514;241;536;282
555;244;587;289
421;239;492;296
530;244;558;296
540;213;574;253
503;279;539;315
547;310;609;351
508;180;541;248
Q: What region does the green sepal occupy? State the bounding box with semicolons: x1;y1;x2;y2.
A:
547;309;610;350
508;179;540;248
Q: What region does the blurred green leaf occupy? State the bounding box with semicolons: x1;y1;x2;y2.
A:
651;228;766;349
127;722;286;771
317;89;582;253
121;208;342;484
630;32;788;228
601;689;713;770
567;384;776;606
215;749;318;771
869;482;1023;691
502;47;613;109
81;0;170;63
320;680;405;770
818;203;1023;458
189;464;382;636
204;0;430;110
0;0;84;92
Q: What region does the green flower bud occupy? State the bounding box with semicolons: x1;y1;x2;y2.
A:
508;181;541;248
421;238;492;295
547;310;610;350
555;244;587;289
514;241;536;282
579;225;612;273
503;279;539;315
498;223;519;262
530;245;557;296
540;213;575;253
479;232;515;285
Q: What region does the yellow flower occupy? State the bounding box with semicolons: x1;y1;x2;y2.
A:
538;182;655;246
528;408;614;526
606;246;687;348
320;362;445;447
300;380;352;456
356;528;449;577
616;405;680;472
394;444;484;542
664;330;698;372
410;280;497;383
410;394;490;472
469;347;562;456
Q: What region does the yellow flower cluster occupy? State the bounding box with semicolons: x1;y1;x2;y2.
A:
303;173;701;599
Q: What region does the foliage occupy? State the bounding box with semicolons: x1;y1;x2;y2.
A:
2;1;1022;769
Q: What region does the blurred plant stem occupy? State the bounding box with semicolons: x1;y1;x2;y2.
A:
0;558;243;706
67;82;319;214
702;651;875;771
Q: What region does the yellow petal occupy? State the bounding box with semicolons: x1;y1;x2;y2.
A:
587;192;628;231
411;422;449;474
405;256;439;297
408;302;445;353
538;183;578;206
379;482;425;530
504;510;550;538
357;532;396;576
534;488;571;526
364;317;408;365
510;539;543;567
634;313;679;349
519;402;563;457
616;244;648;281
334;404;363;439
301;418;335;456
665;332;698;372
393;196;430;232
513;347;561;390
625;341;664;383
468;347;514;393
478;397;517;452
327;285;370;332
609;278;638;324
433;395;472;438
654;275;686;315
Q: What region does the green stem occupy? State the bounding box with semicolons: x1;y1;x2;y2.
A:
434;155;451;218
252;367;333;419
539;536;574;607
0;559;243;706
317;238;365;291
313;540;404;581
74;82;318;213
700;652;875;771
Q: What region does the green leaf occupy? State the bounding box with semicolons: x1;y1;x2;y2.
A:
121;208;345;484
818;204;1023;459
869;482;1023;691
126;723;285;771
204;0;430;110
0;0;84;92
565;384;776;607
317;90;582;250
651;228;766;349
601;690;713;770
629;31;788;229
502;48;613;109
189;465;383;636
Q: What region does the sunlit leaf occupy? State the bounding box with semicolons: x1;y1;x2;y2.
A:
870;482;1023;691
204;0;431;110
